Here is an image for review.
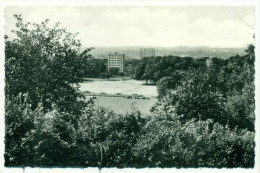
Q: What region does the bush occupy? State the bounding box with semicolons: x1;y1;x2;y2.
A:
132;118;254;168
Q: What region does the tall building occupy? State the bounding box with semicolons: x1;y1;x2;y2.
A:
107;52;125;72
140;48;155;58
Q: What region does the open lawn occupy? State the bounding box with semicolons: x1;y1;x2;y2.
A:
80;78;158;114
80;78;158;97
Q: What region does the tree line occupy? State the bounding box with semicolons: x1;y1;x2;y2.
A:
134;56;207;84
5;15;255;168
79;54;139;79
135;47;254;131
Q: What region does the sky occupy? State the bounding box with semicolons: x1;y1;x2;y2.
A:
4;6;255;48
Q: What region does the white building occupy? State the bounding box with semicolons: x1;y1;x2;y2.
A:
107;52;125;72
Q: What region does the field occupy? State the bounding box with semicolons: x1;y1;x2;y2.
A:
80;78;157;97
80;78;158;114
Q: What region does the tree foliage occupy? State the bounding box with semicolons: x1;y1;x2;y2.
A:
5;14;91;113
152;45;255;131
134;56;207;84
109;67;120;76
5;15;91;166
132;118;254;168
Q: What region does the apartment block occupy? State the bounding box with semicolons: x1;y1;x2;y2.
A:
107;52;125;72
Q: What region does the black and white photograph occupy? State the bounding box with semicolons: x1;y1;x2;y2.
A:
0;1;259;173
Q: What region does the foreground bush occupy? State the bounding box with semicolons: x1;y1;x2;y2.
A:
132;118;254;168
5;99;255;168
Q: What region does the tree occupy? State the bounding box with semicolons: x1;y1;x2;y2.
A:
5;14;92;113
20;107;78;166
223;45;255;131
132;117;254;168
119;72;125;80
152;68;227;125
245;44;255;56
109;67;120;76
84;59;107;77
5;94;35;167
156;71;184;98
152;45;255;131
124;59;140;77
135;58;147;82
5;15;92;167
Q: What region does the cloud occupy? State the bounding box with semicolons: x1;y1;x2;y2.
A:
5;6;255;47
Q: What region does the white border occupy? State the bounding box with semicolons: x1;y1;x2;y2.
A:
0;0;259;173
0;0;257;6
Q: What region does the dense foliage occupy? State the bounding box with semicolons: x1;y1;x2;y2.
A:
83;58;107;77
152;46;255;131
5;15;91;166
5;15;91;113
5;99;255;168
5;16;255;168
134;56;207;84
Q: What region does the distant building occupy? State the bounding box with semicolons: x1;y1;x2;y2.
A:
108;52;125;72
140;48;155;58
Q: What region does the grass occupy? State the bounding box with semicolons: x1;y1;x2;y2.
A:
80;79;158;97
81;78;158;114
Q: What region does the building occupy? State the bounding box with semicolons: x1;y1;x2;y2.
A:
140;48;155;58
107;52;125;72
